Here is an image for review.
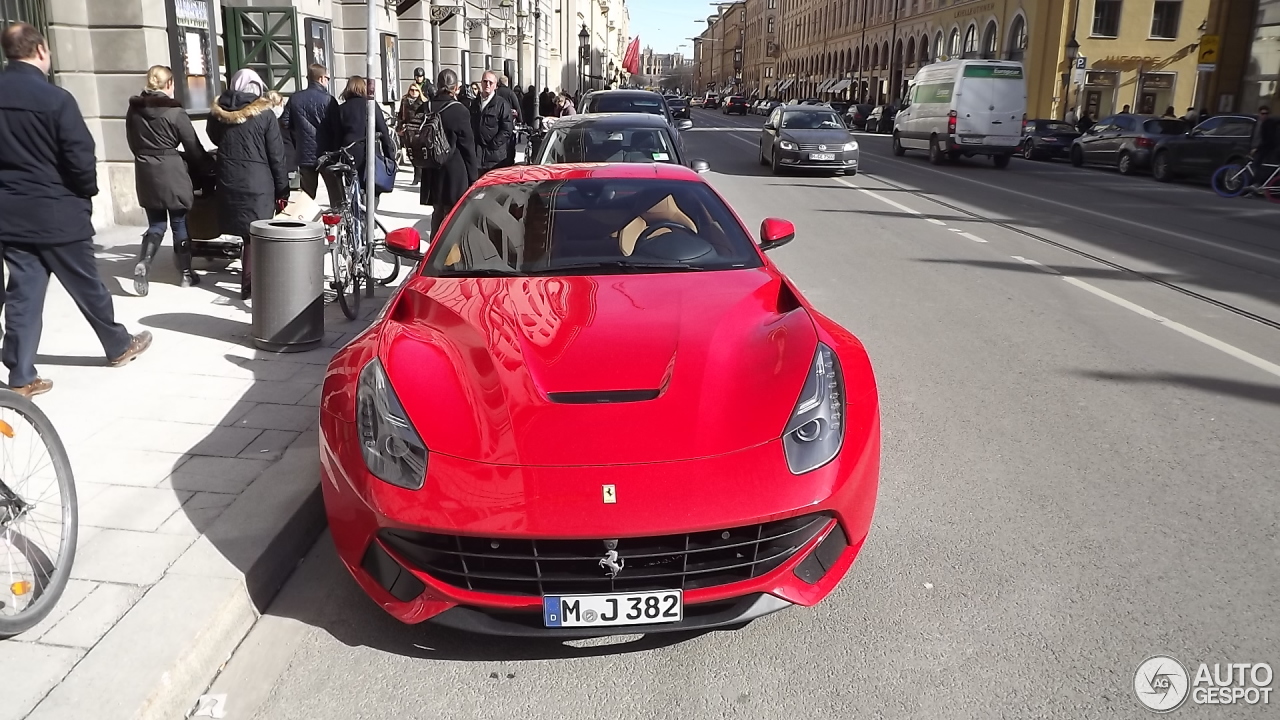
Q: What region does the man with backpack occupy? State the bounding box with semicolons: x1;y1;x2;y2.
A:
411;69;477;234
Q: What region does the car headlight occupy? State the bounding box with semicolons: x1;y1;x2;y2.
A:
779;140;798;151
782;343;844;475
843;141;859;152
356;358;428;490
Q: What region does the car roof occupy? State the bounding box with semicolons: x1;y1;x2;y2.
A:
779;104;838;111
588;90;665;99
474;162;703;188
546;112;672;129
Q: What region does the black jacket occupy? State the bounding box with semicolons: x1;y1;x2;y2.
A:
419;92;478;210
336;96;397;164
207;91;289;240
522;88;538;121
497;85;522;124
125;91;209;211
470;93;515;172
281;82;339;167
539;90;556;117
1251;116;1280;163
0;62;97;244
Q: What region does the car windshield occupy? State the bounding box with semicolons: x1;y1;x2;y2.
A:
782;111;844;129
425;178;763;277
538;127;677;164
1040;122;1076;133
589;96;666;115
1144;119;1189;134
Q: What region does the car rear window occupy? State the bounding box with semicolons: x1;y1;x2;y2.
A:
1144;119;1189;134
1040;122;1076;133
425;178;762;277
538;127;677;164
589;96;666;115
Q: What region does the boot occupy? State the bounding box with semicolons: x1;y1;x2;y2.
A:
173;237;200;288
133;232;163;296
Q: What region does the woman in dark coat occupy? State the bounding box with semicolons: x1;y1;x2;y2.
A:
208;69;289;300
125;65;209;295
336;75;397;198
419;69;478;234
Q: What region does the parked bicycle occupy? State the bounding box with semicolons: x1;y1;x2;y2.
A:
0;390;76;639
1210;154;1280;202
317;141;401;320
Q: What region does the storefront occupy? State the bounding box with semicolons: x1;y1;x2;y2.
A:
1082;70;1117;118
166;0;219;114
1137;71;1176;115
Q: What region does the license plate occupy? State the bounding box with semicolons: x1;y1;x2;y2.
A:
543;590;683;627
960;136;983;144
809;152;835;161
986;136;1018;146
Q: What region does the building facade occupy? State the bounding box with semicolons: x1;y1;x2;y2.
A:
743;0;780;96
695;2;745;94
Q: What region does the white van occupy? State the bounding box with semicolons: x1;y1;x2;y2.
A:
891;59;1027;167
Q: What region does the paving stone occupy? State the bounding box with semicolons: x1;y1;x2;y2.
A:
186;426;263;458
0;642;85;720
68;449;188;488
237;430;302;462
233;403;319;432
156;492;238;536
70;529;194;585
79;486;194;532
240;380;319;404
296;385;323;407
162;455;274;495
37;583;142;648
12;579;98;642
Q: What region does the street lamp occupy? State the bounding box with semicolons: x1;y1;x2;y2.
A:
1062;35;1080;120
579;25;590;96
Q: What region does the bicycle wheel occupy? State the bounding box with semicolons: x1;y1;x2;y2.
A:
1211;163;1252;198
372;221;401;287
0;391;76;639
335;218;361;321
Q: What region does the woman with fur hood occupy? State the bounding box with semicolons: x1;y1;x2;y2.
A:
124;65;210;295
208;68;289;300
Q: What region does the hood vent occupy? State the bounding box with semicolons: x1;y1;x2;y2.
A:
547;390;661;404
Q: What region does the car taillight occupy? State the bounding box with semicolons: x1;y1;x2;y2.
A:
947;110;957;135
321;213;342;226
1135;137;1155;149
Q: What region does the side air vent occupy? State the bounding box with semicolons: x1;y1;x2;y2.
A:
547;390;661;404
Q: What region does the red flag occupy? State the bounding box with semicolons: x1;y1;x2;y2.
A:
623;37;640;76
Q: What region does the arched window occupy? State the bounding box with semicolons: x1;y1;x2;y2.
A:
981;21;998;58
871;45;879;70
883;41;890;68
853;47;860;71
934;32;945;60
906;37;916;66
948;28;961;58
1007;15;1027;62
962;24;977;58
920;34;931;65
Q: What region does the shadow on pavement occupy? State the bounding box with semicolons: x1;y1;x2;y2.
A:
1073;369;1280;407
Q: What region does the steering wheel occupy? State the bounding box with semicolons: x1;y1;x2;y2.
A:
633;220;698;258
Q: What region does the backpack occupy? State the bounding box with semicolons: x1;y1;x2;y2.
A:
407;101;459;169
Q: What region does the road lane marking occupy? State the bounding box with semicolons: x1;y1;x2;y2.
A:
1012;255;1061;274
927;218;947;225
831;177;930;220
959;232;988;244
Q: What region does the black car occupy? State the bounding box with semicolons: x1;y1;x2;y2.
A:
1020;119;1082;161
828;101;851;115
759;104;859;175
1151;115;1257;183
667;96;690;119
843;104;874;131
722;95;750;115
1070;115;1189;175
531;112;708;172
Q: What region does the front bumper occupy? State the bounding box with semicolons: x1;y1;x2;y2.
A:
320;413;879;634
777;147;860;171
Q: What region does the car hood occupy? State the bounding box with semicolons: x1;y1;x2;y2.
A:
781;129;852;144
380;270;818;466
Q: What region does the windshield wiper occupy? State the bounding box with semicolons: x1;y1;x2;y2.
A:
525;261;706;275
435;268;521;277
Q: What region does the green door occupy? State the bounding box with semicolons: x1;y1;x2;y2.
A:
224;6;301;94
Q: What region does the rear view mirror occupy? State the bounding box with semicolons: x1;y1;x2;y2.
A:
759;218;795;251
676;119;694;131
385;227;424;262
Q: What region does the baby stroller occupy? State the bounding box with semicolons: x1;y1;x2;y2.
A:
185;149;243;262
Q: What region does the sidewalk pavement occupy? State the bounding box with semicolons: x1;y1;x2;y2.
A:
2;178;431;720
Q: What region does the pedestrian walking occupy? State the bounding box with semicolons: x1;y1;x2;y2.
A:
1182;107;1199;124
0;23;152;397
397;82;426;183
496;75;522;166
336;75;397;197
523;84;538;122
539;87;556;117
472;71;515;175
1162;106;1177;119
555;92;576;117
1120;105;1131;114
208;68;289;301
419;69;477;235
1064;108;1077;126
125;64;211;294
282;63;340;201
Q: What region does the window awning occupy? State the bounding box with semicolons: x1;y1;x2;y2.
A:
817;79;834;93
778;79;793;90
830;79;851;93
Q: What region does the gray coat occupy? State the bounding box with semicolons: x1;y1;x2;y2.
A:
125;91;209;211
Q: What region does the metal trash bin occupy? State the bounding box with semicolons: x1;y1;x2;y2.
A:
249;219;325;353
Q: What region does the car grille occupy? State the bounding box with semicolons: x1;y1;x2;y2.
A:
379;512;831;596
797;143;839;151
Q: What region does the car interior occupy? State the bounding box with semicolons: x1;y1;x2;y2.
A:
540;128;676;164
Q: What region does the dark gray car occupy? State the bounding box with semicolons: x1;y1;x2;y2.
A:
532;112;709;172
759;105;859;175
1069;114;1189;175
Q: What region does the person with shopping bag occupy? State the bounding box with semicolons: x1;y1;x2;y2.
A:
336;76;398;201
125;65;210;294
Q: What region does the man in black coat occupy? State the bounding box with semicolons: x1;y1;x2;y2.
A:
0;24;151;397
420;69;478;234
496;75;522;166
282;63;340;200
522;84;538;123
472;71;515;175
539;87;556;118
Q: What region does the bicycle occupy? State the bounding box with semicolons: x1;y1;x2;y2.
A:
317;142;401;320
1210;155;1280;202
0;390;76;639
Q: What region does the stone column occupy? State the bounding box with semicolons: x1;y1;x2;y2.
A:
397;1;430;94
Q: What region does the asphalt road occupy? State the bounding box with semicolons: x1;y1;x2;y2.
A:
204;108;1280;720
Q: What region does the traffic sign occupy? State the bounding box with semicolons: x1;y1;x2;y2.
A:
1075;56;1087;70
1198;35;1219;65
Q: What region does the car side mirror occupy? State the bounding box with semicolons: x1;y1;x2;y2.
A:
690;159;710;174
676;119;694;131
759;217;795;251
385;227;425;262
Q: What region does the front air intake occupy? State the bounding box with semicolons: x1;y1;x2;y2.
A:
546;390;661;404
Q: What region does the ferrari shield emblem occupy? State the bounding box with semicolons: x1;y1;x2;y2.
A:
602;484;617;504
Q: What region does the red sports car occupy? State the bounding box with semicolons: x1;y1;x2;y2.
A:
319;163;880;636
